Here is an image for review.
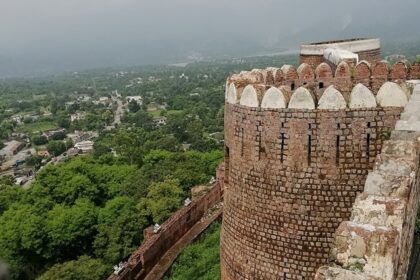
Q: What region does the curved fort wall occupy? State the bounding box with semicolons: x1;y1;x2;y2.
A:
299;38;381;67
316;84;420;280
221;61;414;279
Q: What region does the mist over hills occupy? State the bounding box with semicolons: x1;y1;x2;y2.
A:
0;0;419;77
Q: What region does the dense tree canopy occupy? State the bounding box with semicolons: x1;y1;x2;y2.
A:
0;149;221;279
37;256;109;280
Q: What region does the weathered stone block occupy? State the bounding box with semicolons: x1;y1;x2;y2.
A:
331;221;399;280
315;266;379;280
350;193;406;228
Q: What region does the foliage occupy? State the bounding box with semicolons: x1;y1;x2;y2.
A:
31;135;48;146
46;140;66;156
17;122;58;134
0;148;220;279
37;256;108;280
50;131;67;140
122;149;223;199
163;221;221;280
26;155;44;167
94;196;146;264
45;199;98;258
128;100;140;113
138;179;183;224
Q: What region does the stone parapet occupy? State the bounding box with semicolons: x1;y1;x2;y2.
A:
315;84;420;280
226;61;419;113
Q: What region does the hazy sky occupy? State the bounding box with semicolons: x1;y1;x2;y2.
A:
0;0;419;75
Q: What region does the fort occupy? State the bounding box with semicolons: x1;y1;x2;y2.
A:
109;38;420;280
221;38;420;280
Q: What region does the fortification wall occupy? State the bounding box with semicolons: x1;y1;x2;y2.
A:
108;175;224;280
221;66;413;279
299;38;381;67
315;84;420;280
228;61;420;102
222;106;401;279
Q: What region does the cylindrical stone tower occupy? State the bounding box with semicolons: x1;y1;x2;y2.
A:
220;65;406;279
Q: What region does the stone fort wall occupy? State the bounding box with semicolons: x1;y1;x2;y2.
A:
221;61;415;279
107;166;224;280
222;106;401;279
315;84;420;280
226;60;420;102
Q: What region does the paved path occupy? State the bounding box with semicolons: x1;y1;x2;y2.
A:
144;206;223;280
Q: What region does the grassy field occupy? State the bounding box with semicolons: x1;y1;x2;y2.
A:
149;110;183;118
17;121;59;134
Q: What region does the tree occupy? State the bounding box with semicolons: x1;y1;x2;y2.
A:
26;155;43;167
112;130;143;165
0;204;47;279
46;140;66;156
163;222;221;280
37;256;109;280
94;196;145;264
50;131;66;141
57;116;70;129
138;178;183;224
31;135;48;146
128;100;140;113
45;199;98;259
0;179;22;215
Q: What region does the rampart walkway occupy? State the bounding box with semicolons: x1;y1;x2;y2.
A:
145;205;223;280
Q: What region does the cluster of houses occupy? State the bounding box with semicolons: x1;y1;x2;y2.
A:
0;127;99;186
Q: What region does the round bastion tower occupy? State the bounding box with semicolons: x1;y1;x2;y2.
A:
220;54;420;279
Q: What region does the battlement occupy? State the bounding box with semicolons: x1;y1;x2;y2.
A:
221;55;420;278
315;84;420;280
226;60;420;110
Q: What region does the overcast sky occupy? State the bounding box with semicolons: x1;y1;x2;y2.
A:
0;0;419;76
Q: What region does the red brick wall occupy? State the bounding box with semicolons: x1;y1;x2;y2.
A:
392;61;409;84
372;61;390;94
354;61;372;88
108;178;224;280
410;62;420;80
334;62;352;101
221;104;402;280
357;48;381;63
300;48;380;69
299;54;324;67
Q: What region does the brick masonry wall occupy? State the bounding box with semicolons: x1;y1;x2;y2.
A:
315;84;420;280
221;103;402;280
357;48;381;63
299;49;380;69
108;174;224;280
229;61;420;104
300;55;325;68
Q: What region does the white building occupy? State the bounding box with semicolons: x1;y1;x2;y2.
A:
153;116;167;127
70;112;87;122
74;141;94;154
126;96;143;105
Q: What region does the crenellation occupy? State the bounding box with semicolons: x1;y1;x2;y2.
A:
354;60;372;88
333;61;353;100
222;38;419;280
222;99;403;278
392;60;410;84
372;60;391;94
376;82;408;108
314;84;420;280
